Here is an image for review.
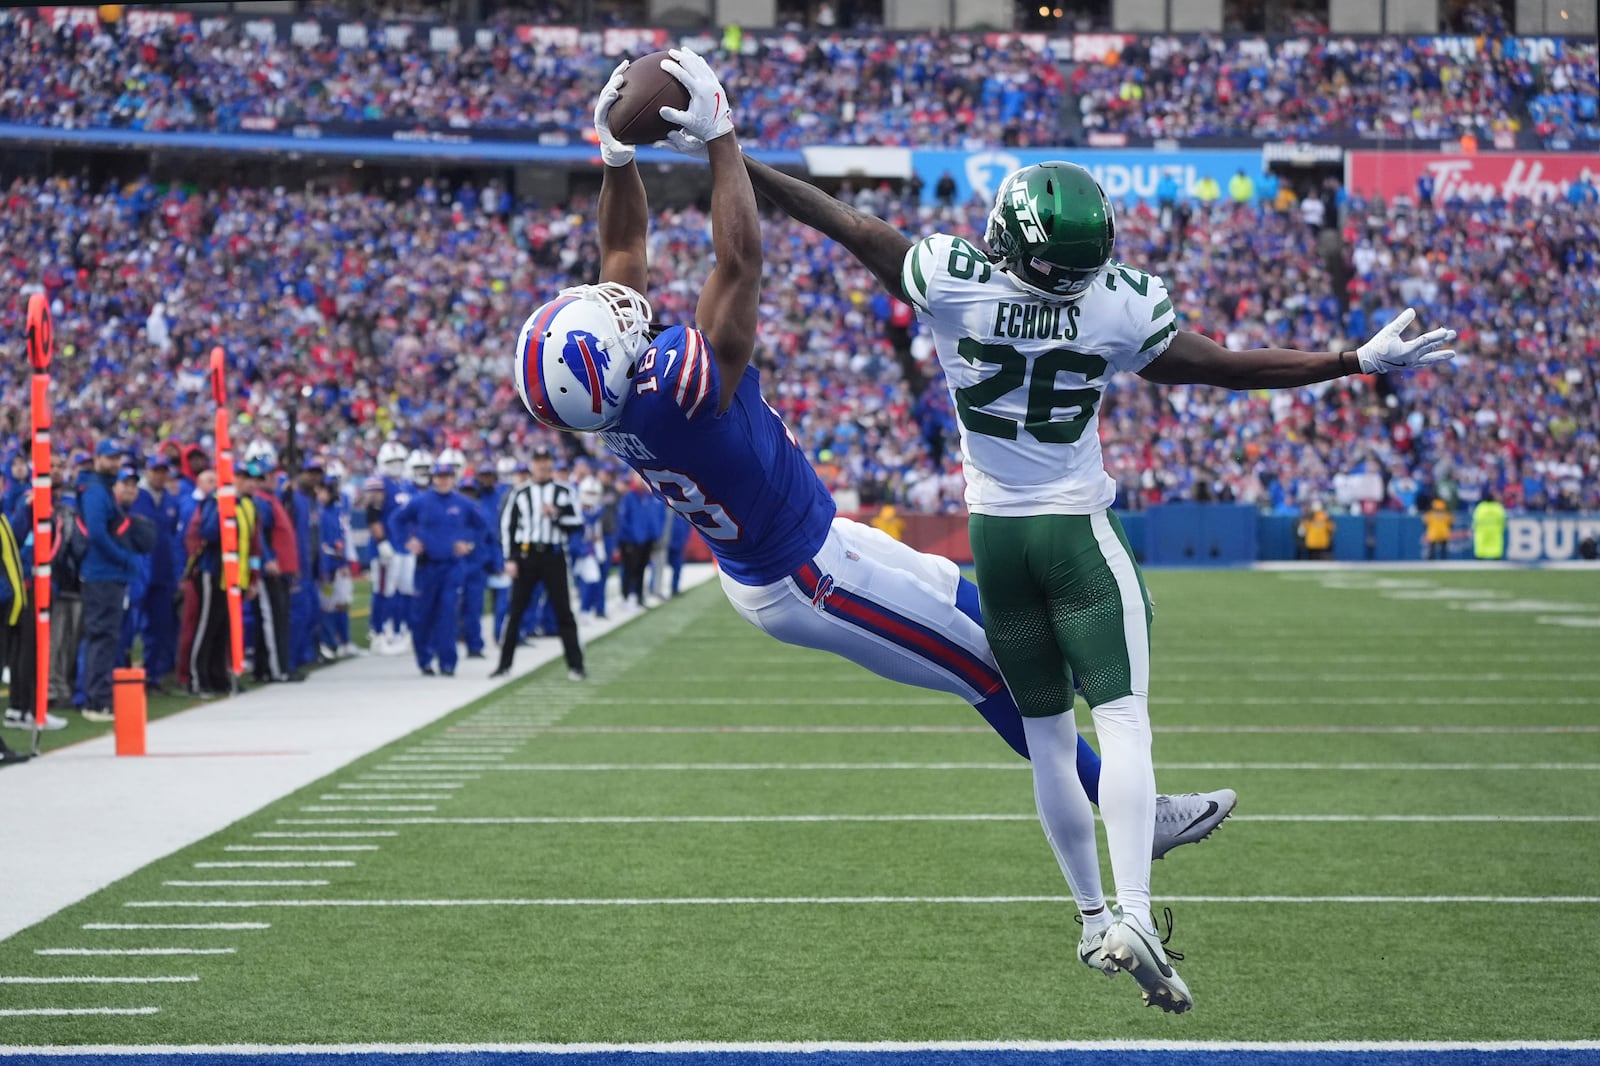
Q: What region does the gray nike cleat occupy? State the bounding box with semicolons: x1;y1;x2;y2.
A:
1078;926;1117;978
1152;789;1237;861
1103;912;1193;1013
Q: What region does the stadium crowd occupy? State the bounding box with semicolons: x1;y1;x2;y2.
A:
1073;34;1596;147
3;170;1597;523
0;11;1594;148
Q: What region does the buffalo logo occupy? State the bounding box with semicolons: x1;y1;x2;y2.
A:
565;330;620;416
811;573;836;611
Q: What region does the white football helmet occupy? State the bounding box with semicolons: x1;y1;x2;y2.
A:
377;440;407;478
437;447;467;472
407;449;434;487
513;282;653;432
494;456;516;478
244;439;278;470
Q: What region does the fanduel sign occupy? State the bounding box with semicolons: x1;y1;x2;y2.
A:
914;149;1263;207
1347;151;1599;203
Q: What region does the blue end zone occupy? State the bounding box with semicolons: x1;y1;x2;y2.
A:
25;1052;1600;1066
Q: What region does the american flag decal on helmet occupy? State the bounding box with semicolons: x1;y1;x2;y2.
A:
1029;257;1057;274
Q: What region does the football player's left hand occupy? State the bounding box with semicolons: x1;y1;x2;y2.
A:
655;128;708;160
594;58;635;168
659;48;734;145
1356;307;1458;374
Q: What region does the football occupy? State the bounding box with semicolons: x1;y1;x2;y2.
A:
606;50;691;146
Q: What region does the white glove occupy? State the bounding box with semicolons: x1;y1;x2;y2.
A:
376;539;396;563
655;127;708;160
594;59;635;168
1356;307;1458;374
658;48;734;145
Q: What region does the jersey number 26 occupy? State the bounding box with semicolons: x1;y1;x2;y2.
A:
954;339;1109;444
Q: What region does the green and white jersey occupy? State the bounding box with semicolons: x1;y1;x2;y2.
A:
901;232;1178;516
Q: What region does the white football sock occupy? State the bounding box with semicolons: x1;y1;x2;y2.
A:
1091;693;1156;932
1022;712;1105;918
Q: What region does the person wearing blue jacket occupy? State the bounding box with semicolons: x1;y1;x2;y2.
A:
388;461;488;677
133;456;181;691
667;512;694;597
455;468;498;660
314;476;354;657
615;472;667;609
284;462;321;673
79;441;139;722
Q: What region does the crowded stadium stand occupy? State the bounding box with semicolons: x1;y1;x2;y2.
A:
2;1;1596;565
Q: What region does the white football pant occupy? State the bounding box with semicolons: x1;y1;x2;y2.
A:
718;517;1006;706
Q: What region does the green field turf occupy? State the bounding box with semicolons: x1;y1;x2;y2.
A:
3;567;1598;1045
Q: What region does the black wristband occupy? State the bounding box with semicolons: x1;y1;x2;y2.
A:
1338;351;1353;375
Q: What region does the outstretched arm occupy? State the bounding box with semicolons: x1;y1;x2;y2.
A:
697;133;761;405
743;155;912;304
1142;309;1457;389
659;48;759;409
595;60;649;296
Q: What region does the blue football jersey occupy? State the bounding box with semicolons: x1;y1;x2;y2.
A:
599;325;835;586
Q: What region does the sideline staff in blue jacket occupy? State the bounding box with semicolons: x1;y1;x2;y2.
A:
388;461;488;677
79;441;139;721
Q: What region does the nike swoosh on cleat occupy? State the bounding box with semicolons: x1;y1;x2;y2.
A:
1177;800;1220;838
1127;925;1174;979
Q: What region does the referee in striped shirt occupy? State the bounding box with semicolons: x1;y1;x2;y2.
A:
491;447;587;680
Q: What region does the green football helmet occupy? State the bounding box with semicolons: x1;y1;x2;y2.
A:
984;161;1115;301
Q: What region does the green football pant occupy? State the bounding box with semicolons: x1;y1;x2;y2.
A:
968;510;1152;717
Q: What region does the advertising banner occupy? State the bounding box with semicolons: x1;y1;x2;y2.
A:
1346;151;1600;202
912;148;1263;206
1505;515;1600;563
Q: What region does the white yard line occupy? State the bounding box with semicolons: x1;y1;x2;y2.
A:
357;773;480;780
224;845;379;852
36;948;236;955
254;825;398;832
407;747;519;754
82;923;269;931
0;976;199;984
118;895;1600;910
4;1040;1600;1056
338;782;465;789
298;805;438;813
193;862;355;869
0;1007;160;1017
162;880;330;888
316;795;451;802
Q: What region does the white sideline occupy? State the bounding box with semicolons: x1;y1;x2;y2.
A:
0;566;719;944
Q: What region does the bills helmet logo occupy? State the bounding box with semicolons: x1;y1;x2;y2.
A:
811;573;836;611
564;330;622;416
